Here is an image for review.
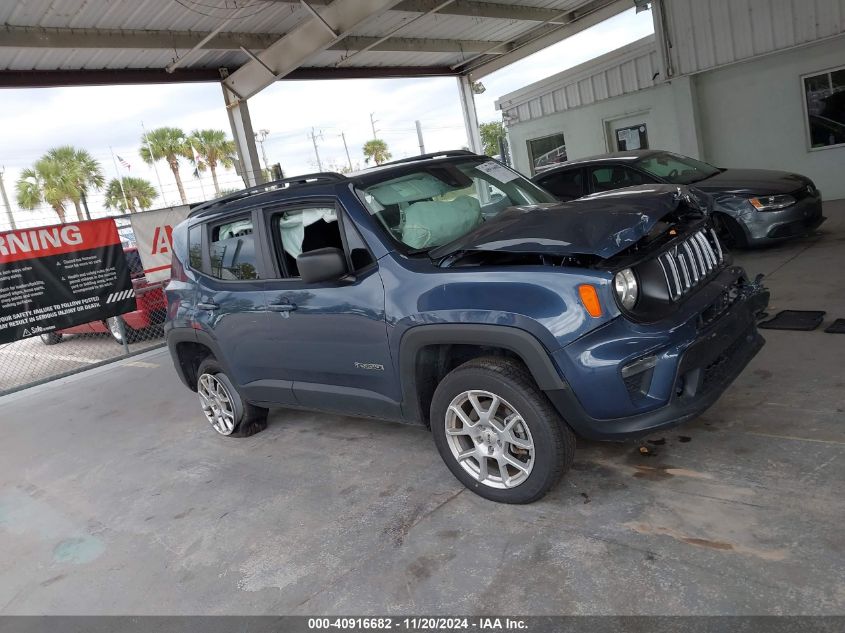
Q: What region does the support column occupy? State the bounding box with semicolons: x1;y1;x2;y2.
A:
457;75;482;155
221;79;264;187
671;75;705;160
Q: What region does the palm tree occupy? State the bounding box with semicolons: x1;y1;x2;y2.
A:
104;177;158;213
189;129;236;197
47;146;104;221
139;127;192;204
363;139;391;165
15;155;72;223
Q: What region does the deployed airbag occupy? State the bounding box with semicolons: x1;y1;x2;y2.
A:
401;196;482;249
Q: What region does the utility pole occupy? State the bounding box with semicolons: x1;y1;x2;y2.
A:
340;132;353;171
369;112;379;139
255;128;270;172
415;120;426;155
0;166;16;230
308;127;324;172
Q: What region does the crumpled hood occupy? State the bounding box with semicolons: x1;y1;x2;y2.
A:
431;185;709;260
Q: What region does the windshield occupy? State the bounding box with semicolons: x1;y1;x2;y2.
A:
634;152;720;184
357;159;554;252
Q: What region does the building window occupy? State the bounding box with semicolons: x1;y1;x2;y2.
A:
615;124;649;151
804;67;845;149
527;133;567;174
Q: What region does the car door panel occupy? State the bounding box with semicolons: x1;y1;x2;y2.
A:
262;202;398;420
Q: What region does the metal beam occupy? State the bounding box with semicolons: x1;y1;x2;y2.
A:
269;0;573;22
0;68;222;88
459;0;632;79
221;74;264;187
0;26;278;51
223;0;405;100
0;65;457;89
333;36;500;54
396;0;570;22
457;75;482;154
0;27;501;55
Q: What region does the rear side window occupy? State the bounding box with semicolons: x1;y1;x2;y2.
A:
537;169;583;200
188;225;203;270
209;217;259;280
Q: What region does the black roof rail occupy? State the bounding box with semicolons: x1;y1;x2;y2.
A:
376;149;480;168
189;172;347;217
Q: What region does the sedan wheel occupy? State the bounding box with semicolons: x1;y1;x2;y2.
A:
445;389;534;489
197;373;237;435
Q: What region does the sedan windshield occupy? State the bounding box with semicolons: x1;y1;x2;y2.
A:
357;159;555;252
634;152;720;185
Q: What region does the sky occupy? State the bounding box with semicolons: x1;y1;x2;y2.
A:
0;7;654;229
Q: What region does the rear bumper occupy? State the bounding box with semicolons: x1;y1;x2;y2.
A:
547;271;769;440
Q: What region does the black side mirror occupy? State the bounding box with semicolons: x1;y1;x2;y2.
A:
297;247;348;284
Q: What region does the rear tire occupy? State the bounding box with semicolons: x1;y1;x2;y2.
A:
40;332;62;345
196;358;268;437
430;357;575;504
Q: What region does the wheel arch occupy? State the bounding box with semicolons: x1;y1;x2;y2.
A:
167;328;225;391
398;324;566;426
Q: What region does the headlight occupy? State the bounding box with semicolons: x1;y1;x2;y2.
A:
614;268;638;310
749;194;796;211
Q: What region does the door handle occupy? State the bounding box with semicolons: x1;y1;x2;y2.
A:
268;302;297;312
197;302;219;311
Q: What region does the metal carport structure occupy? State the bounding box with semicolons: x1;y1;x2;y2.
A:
0;0;635;186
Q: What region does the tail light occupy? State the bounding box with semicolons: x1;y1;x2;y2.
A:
170;253;188;282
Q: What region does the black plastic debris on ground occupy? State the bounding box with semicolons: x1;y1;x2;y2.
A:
758;310;826;331
824;318;845;334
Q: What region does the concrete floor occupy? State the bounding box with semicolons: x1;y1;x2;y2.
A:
0;203;843;615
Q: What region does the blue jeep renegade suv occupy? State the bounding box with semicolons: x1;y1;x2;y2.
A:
165;150;769;503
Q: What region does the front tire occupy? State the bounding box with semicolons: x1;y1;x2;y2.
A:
431;357;575;504
196;358;268;437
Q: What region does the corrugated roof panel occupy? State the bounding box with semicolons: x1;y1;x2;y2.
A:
0;0;613;78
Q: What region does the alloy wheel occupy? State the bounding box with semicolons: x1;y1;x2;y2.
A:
197;373;236;435
444;389;535;489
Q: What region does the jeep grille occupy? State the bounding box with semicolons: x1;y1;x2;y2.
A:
657;229;724;301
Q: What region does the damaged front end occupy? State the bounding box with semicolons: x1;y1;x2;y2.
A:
436;184;769;325
429;184;771;439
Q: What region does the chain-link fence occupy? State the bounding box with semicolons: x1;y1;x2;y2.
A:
0;214;172;396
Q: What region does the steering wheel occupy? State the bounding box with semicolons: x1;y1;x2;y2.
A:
667;168;679;179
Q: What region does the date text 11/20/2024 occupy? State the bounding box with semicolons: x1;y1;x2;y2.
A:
307;618;528;630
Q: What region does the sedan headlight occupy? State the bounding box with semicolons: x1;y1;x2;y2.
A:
614;268;638;310
749;194;796;211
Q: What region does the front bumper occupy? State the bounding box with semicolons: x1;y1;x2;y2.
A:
546;268;769;440
742;194;825;245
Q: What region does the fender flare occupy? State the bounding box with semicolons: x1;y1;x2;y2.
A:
398;323;568;423
166;328;234;391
